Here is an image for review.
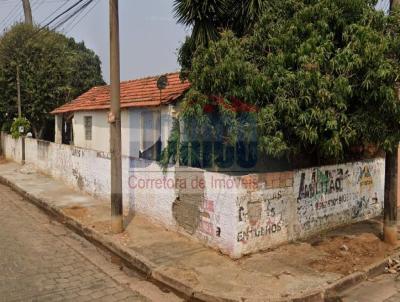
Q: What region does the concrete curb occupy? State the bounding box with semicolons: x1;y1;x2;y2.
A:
0;174;396;302
322;252;400;301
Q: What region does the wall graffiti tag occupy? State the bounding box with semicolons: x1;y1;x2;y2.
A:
295;161;384;234
237;189;288;244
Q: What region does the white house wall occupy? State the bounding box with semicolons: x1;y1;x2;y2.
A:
73;110;130;157
72;107;173;159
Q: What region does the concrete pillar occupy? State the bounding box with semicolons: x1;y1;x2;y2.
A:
55;114;62;144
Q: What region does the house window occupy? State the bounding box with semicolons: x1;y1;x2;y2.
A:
140;110;161;160
84;116;92;141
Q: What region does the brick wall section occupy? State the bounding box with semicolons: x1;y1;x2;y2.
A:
241;171;294;191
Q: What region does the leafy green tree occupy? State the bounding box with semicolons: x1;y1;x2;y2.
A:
10;117;30;139
176;0;400;166
0;24;104;139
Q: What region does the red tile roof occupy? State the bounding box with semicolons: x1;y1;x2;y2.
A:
51;72;190;114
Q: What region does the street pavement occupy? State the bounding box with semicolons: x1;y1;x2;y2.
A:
339;273;400;302
0;183;183;302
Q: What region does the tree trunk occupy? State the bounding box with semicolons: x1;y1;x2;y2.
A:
32;125;38;139
31;124;44;139
37;127;44;140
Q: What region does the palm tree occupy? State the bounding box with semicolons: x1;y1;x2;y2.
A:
173;0;228;46
173;0;269;76
173;0;268;46
229;0;269;36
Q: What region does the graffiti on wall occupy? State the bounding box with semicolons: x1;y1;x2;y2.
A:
71;147;84;158
237;188;287;244
295;161;383;233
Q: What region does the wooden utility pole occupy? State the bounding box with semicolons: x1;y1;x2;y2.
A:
391;0;400;11
384;0;399;245
18;0;31;165
16;66;21;118
109;0;123;233
16;66;25;165
21;0;33;25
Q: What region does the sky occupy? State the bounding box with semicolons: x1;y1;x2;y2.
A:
0;0;391;84
0;0;190;83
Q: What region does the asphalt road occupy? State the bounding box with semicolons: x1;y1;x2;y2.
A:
0;183;183;302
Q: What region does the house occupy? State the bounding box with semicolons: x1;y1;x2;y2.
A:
51;72;190;159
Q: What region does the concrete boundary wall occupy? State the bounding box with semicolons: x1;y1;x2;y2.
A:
231;161;385;256
0;133;385;258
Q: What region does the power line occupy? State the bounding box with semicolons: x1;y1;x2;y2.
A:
19;0;93;43
38;0;69;25
32;0;46;12
1;0;73;31
63;0;99;34
40;0;88;30
0;2;19;27
0;1;22;29
50;0;94;32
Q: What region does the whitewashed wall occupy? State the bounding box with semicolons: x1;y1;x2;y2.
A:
229;160;385;257
73;110;130;156
72;106;173;158
127;158;177;227
1;134;23;164
0;133;385;258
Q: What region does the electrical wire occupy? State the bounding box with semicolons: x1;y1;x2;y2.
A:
50;0;94;32
63;0;99;34
40;0;88;30
0;1;22;29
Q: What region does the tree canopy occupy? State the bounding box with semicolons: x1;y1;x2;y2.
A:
172;0;400;167
0;24;104;139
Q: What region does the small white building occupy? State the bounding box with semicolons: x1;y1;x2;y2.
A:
51;72;190;159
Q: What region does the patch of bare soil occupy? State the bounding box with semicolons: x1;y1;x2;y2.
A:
63;205;89;220
309;233;394;275
0;156;7;164
114;231;131;247
63;205;113;235
90;220;111;234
